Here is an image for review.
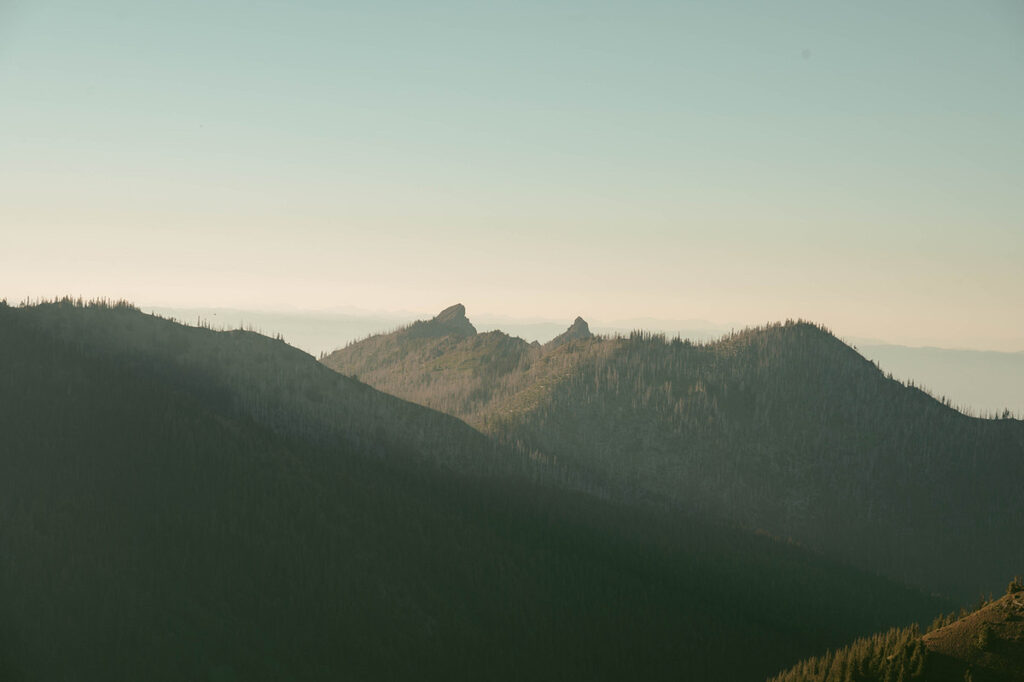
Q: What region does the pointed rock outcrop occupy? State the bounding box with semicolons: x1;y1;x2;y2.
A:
404;303;477;339
546;316;593;348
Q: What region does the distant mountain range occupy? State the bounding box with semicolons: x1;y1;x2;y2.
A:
0;299;953;680
854;344;1024;418
324;304;1024;602
146;306;1024;416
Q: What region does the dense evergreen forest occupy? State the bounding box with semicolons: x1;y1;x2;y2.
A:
324;305;1024;602
0;300;951;680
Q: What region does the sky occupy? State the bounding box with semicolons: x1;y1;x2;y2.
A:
2;0;1022;350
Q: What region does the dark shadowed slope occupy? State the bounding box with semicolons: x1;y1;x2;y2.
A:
7;299;510;474
323;306;1024;602
0;300;947;681
769;580;1024;681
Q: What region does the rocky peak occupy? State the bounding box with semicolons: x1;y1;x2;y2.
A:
546;316;593;348
404;303;477;339
434;303;469;325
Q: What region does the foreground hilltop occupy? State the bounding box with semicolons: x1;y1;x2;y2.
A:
770;580;1024;681
323;305;1024;602
0;299;947;680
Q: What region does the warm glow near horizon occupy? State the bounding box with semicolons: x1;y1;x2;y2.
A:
2;1;1022;351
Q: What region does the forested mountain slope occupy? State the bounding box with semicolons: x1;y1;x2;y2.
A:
0;300;949;680
323;305;1024;602
769;580;1024;682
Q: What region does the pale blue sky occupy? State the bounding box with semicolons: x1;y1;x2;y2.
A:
2;1;1022;349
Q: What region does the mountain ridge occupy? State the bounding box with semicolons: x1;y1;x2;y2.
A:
322;304;1024;602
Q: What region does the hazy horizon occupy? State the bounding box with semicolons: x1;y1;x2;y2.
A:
3;1;1022;351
